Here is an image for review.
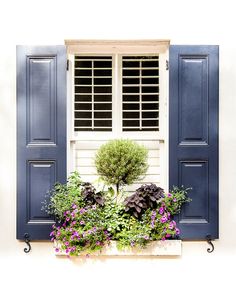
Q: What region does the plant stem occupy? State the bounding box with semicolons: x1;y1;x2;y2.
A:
116;183;119;203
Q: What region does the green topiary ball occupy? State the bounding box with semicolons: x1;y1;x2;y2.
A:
95;139;148;194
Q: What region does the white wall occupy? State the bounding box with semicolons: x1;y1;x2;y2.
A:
0;0;236;294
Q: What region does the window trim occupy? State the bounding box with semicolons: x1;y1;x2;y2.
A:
65;39;170;55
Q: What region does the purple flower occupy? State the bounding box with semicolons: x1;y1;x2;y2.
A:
66;217;70;222
92;205;96;210
130;242;135;247
160;216;168;223
73;231;79;237
80;220;85;225
151;221;155;228
168;193;172;197
79;208;86;214
159;207;165;215
72;204;77;209
169;222;174;229
55;248;60;253
151;210;156;220
96;241;101;246
165;233;171;238
93;227;97;232
50;237;55;242
65;248;71;254
173;198;177;202
175;228;180;235
143;235;149;240
65;241;69;246
161;237;166;241
50;231;54;237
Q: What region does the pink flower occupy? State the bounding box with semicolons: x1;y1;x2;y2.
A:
159;207;164;215
160;216;168;223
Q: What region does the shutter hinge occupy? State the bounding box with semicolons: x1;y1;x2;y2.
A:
166;60;169;71
23;233;31;253
206;235;215;253
67;59;69;71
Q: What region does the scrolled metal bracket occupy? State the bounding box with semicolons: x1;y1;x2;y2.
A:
206;235;214;253
23;233;31;253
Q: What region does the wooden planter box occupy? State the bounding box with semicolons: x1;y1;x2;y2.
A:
54;240;181;256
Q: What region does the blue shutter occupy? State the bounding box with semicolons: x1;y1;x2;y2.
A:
169;45;219;239
17;46;67;240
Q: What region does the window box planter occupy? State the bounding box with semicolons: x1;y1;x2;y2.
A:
54;240;182;256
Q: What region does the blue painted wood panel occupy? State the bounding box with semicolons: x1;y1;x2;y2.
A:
28;161;56;222
179;56;208;145
179;161;208;224
17;46;67;240
169;45;219;239
27;57;56;144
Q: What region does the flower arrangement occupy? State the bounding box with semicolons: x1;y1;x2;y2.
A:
43;139;190;256
44;172;190;256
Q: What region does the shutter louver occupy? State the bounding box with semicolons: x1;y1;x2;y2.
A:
122;56;159;131
74;56;112;131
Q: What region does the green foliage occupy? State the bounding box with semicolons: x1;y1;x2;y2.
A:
42;171;84;221
95;139;148;194
124;184;164;218
45;172;191;256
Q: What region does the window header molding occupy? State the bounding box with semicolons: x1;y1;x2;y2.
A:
65;39;170;54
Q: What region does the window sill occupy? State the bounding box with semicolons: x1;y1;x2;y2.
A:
54;240;181;256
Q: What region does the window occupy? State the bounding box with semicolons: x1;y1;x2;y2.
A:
17;44;219;240
67;40;169;191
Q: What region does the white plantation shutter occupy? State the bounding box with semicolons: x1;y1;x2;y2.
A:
74;56;113;131
122;56;159;131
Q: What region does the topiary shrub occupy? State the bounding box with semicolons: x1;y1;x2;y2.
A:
95;139;148;196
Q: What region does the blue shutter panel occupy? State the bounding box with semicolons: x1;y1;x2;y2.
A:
169;45;219;239
17;46;67;240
